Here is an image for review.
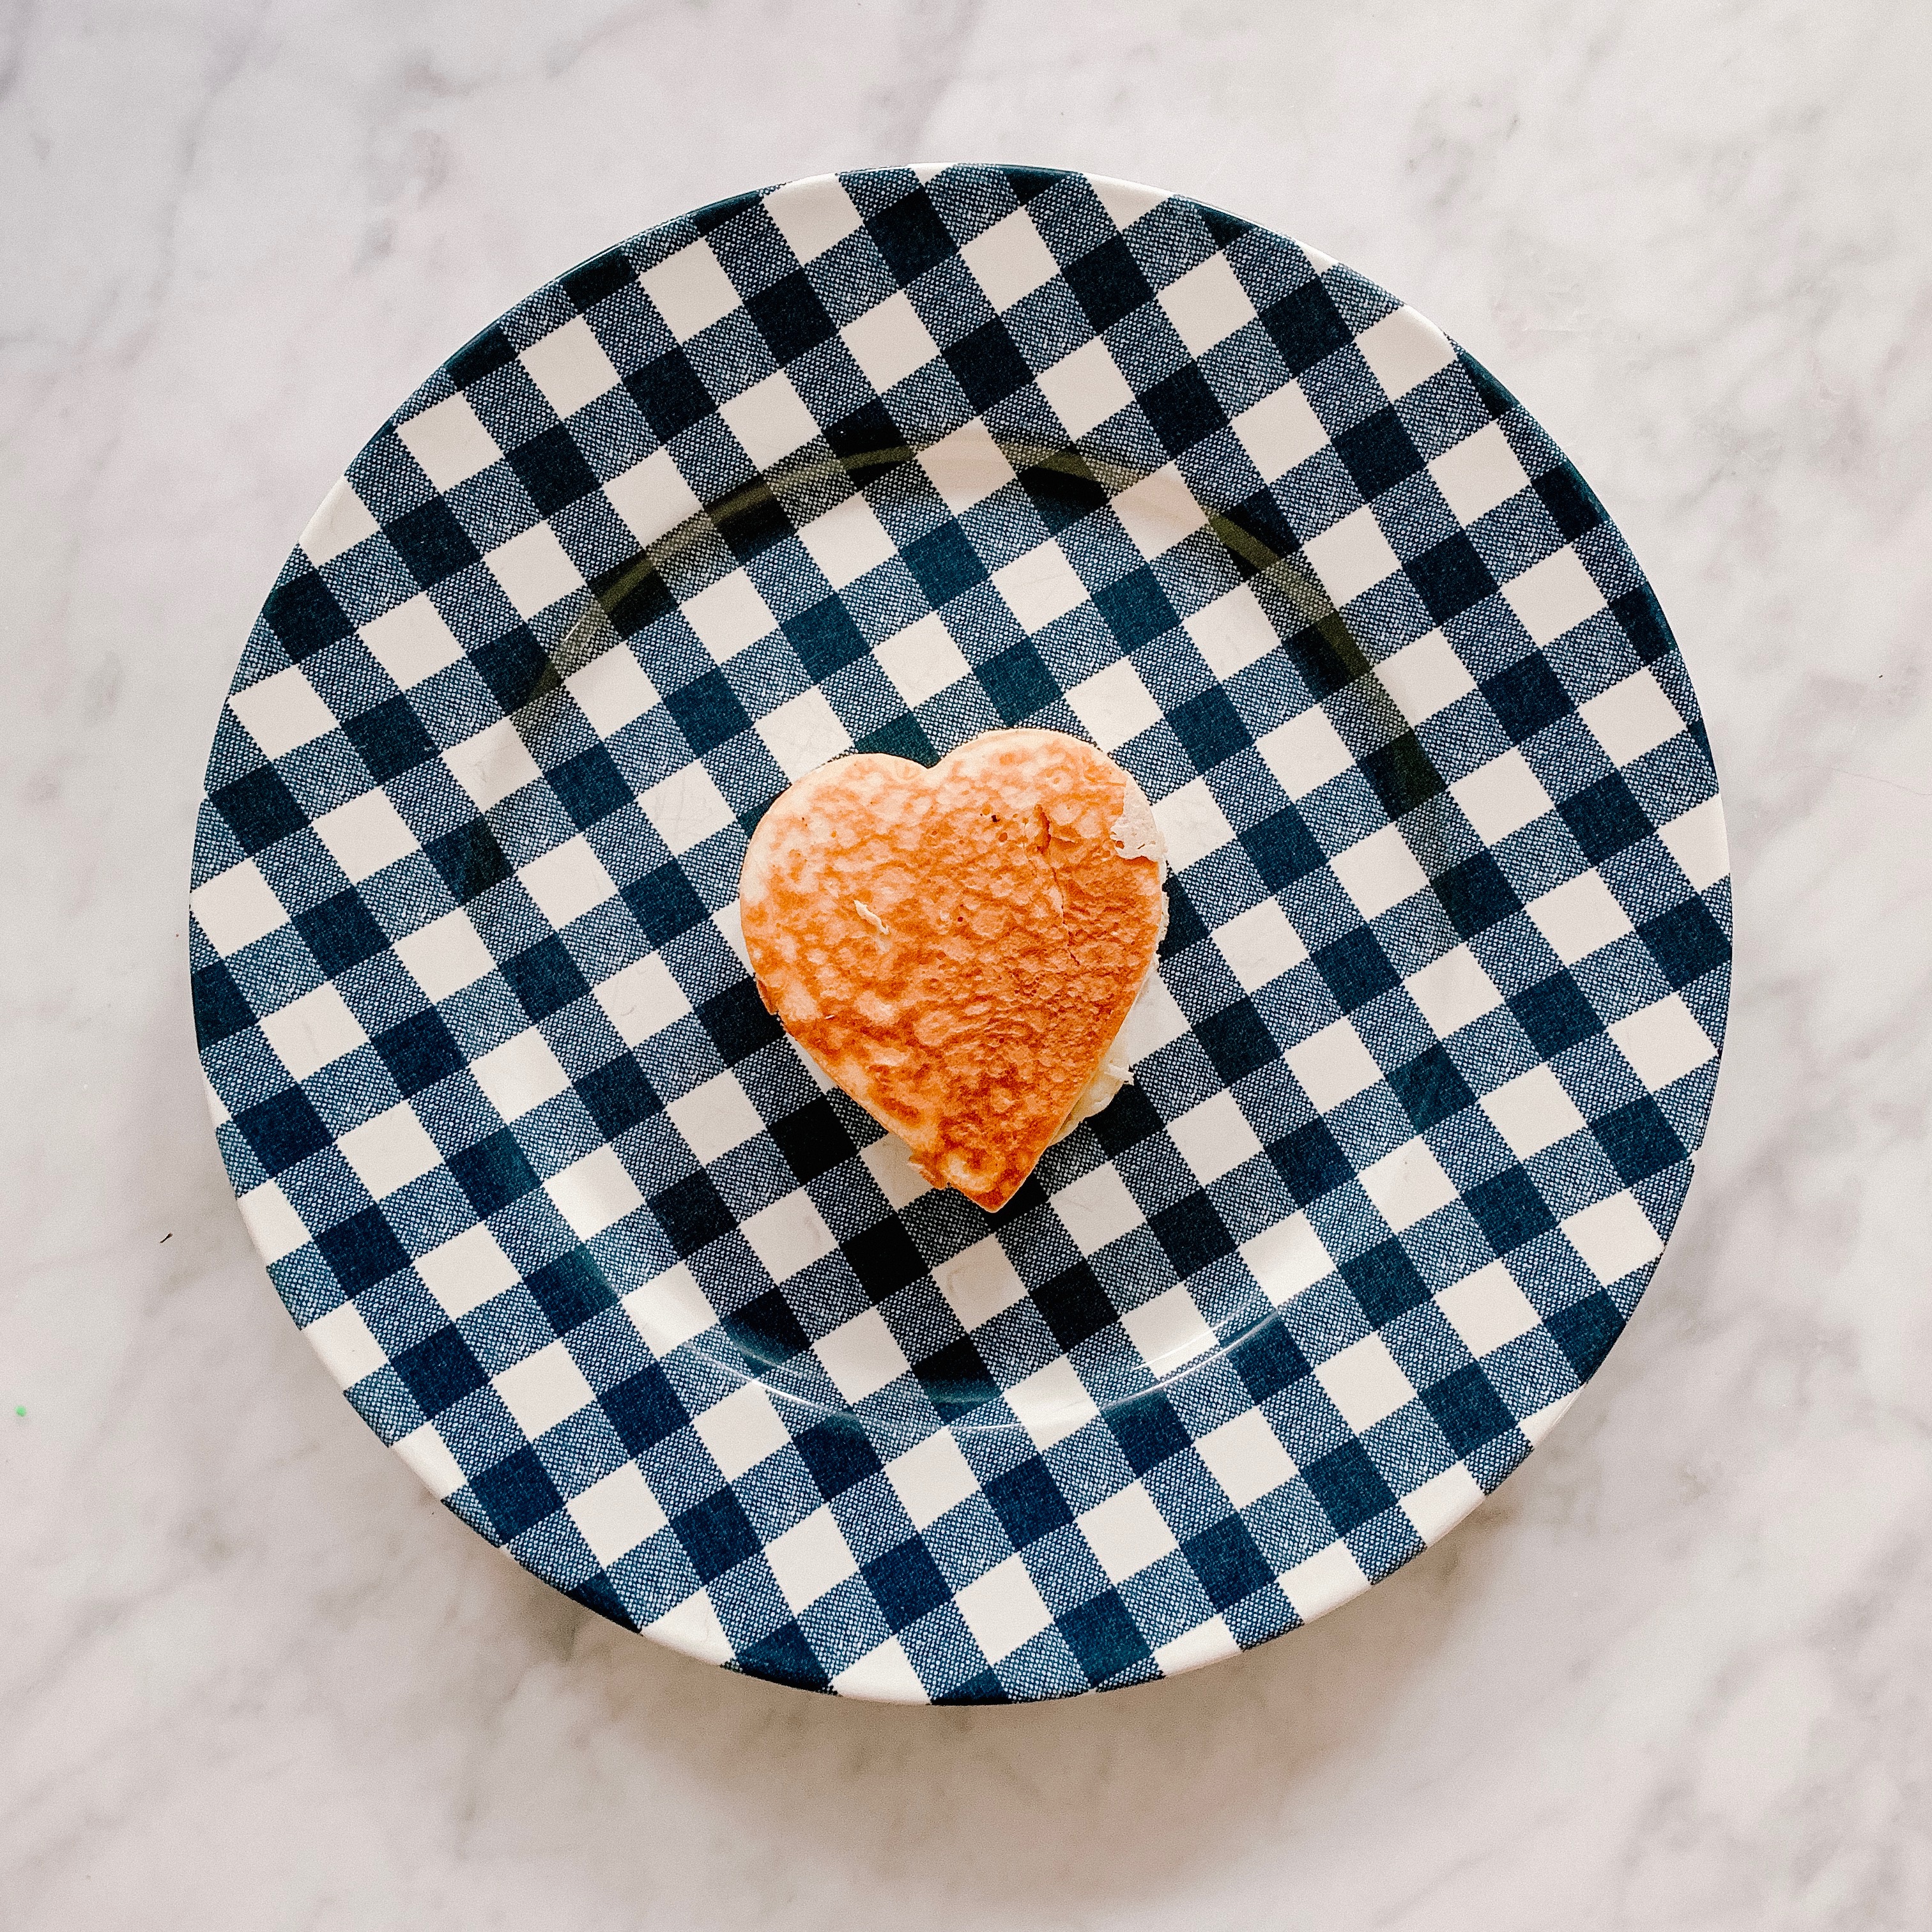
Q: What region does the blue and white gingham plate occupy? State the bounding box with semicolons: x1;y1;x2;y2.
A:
190;168;1729;1701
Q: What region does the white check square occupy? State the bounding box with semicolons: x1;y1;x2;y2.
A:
229;665;338;761
259;983;367;1082
960;208;1061;312
797;491;898;590
1436;1259;1541;1358
832;1636;928;1702
1660;797;1728;894
445;716;543;812
1121;1284;1218;1375
1404;946;1502;1038
518;835;617;929
299;477;378;567
1376;629;1475;726
1430;422;1530;525
763;175;864;263
546;1144;644;1239
1280;1540;1369;1621
1528;871;1632;965
638;758;735;857
1317;1332;1416;1434
1400;1463;1484;1545
719;370;821;470
1287;1016;1382;1112
1167;1091;1264;1185
313;788;418;885
1158;253;1257;358
842;289;940;393
666;1069;768;1165
1563;1191;1663;1285
1153;776;1235;868
1195;1408;1297;1509
691;1380;792;1482
1214;896;1306;992
993;542;1090;634
1257;703;1355;799
494;1340;595;1439
1052;1161;1143;1253
1609;994;1715;1090
756;686;849;781
304;1300;388;1390
1581;669;1683;768
191;858;288;956
649;1588;732;1664
394;1423;468;1503
1241;1211;1334;1307
681;569;776;659
236;1179;310;1264
337;1101;441;1199
1330;822;1428;921
1185;583;1278;681
1232;381;1326;481
487;521;581;620
861;1133;933;1212
885;1429;980;1530
1452;747;1554;843
938;1235;1027;1331
1091;176;1163;229
567;645;656;737
874;611;971;708
1077;1481;1177;1584
1504;547;1604;646
1036;337;1134;440
519;315;619;419
815;1305;912;1404
641;239;741;341
954;1553;1054;1664
396;392;500;491
1155;1614;1238;1676
621;1262;717;1357
1112;464;1204;562
1302;503;1402;605
1115;971;1192;1059
470;1027;570;1121
1354;307;1455;400
919;418;1014;513
1481;1064;1586;1160
1063;657;1163;750
594;953;690;1046
738;1188;839;1282
1005;1355;1099;1450
1519;1390;1577;1446
416;1221;519;1320
567;1463;666;1567
765;1505;859;1614
1358;1139;1459;1232
360;592;464;691
604;447;703;543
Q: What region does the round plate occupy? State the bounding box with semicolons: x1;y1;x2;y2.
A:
191;167;1729;1701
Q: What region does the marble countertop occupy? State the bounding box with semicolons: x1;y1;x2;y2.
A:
4;1;1928;1925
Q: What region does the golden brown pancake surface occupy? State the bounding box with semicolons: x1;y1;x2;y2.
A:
739;729;1168;1211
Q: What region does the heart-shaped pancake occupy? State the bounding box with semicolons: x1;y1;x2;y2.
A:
740;729;1169;1212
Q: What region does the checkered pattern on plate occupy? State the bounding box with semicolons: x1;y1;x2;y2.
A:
190;167;1729;1701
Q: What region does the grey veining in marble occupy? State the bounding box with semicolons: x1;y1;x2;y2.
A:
3;1;1928;1925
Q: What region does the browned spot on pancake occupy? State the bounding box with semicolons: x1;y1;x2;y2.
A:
740;729;1167;1211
